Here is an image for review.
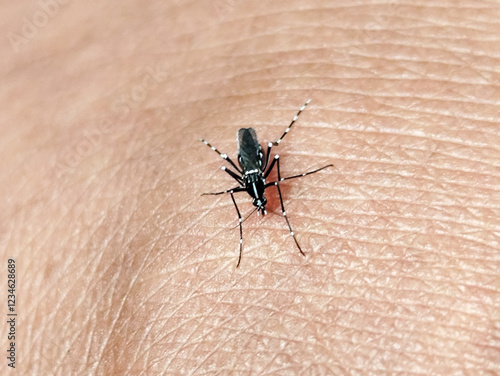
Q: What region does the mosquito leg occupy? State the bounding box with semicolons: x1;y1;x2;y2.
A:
265;164;333;188
273;99;311;146
200;138;242;173
229;191;244;267
221;166;243;184
202;186;245;196
264;154;279;179
261;142;273;172
273;158;305;256
230;207;258;229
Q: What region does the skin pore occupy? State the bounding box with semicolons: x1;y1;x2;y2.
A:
1;0;499;374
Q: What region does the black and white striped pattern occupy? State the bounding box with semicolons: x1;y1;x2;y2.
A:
200;99;332;267
274;98;311;145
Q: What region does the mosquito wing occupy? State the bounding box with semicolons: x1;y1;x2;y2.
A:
237;128;263;172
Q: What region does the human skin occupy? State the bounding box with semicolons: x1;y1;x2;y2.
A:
1;0;499;375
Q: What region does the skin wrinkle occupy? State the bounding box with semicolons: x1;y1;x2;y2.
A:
1;0;499;374
54;155;158;372
94;198;179;372
168;264;309;364
22;204;102;325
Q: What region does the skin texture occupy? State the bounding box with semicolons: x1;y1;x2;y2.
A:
1;0;499;374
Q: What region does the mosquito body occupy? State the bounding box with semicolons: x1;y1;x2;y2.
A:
200;99;332;267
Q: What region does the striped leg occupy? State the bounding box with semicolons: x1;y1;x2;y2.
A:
229;191;244;267
221;166;243;184
265;164;333;187
270;157;305;256
202;186;245;196
200;138;242;173
273;99;311;146
261;142;273;172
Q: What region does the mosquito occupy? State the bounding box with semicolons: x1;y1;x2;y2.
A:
200;99;332;267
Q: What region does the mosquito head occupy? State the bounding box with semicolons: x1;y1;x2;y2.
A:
253;197;267;215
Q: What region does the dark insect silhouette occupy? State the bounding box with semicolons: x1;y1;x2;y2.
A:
200;99;332;267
